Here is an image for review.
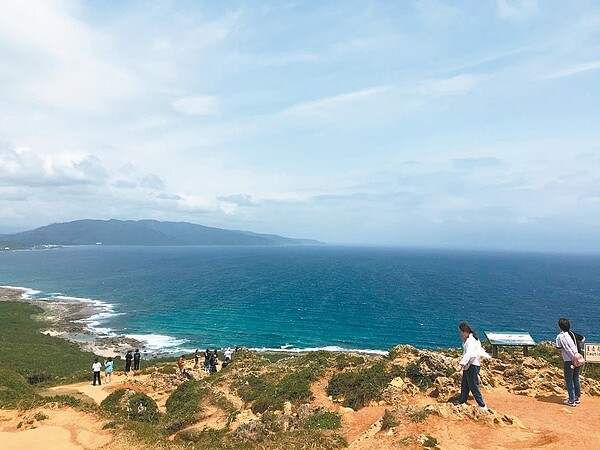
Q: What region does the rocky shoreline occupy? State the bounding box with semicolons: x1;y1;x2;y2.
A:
0;286;145;358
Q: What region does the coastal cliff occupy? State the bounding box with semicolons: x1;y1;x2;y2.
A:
1;286;599;449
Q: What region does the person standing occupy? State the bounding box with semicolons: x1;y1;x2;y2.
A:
133;349;141;373
556;318;584;407
194;349;200;369
125;350;133;376
104;357;113;383
209;350;219;374
92;358;102;386
178;355;186;376
455;322;489;410
204;349;211;372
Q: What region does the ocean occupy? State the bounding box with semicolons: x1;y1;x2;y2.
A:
0;245;598;354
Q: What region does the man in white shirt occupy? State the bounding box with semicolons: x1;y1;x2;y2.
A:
92;358;102;386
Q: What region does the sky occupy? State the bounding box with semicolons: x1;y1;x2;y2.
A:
1;0;599;252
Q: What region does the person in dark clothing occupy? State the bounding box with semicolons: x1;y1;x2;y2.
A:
204;349;211;372
209;351;219;374
133;349;141;372
92;358;102;386
194;349;200;369
125;350;133;375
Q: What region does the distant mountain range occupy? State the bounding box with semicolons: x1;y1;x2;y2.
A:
0;219;323;247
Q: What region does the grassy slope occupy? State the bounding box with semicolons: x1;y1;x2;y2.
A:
0;301;97;385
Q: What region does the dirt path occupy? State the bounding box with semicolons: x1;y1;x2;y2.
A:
0;406;113;450
44;372;152;405
359;387;600;450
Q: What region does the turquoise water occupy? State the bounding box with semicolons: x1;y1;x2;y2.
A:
0;245;598;353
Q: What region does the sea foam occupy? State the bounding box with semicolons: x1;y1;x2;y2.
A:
126;334;189;351
249;345;389;356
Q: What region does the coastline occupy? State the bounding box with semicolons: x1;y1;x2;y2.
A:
0;285;389;359
0;286;144;358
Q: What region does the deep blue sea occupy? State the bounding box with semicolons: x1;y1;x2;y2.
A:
1;245;599;354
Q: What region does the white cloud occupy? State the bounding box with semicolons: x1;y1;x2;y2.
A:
417;74;479;97
0;146;107;187
543;61;600;80
171;95;220;116
281;86;390;119
0;0;136;113
497;0;539;21
176;195;220;213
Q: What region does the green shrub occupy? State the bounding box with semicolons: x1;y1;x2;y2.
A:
127;392;159;422
335;354;365;370
529;342;563;368
423;435;438;448
409;409;430;423
234;373;269;403
260;429;347;450
406;362;436;390
0;367;40;409
162;381;208;434
304;411;342;430
100;389;158;423
381;409;399;430
251;369;315;414
326;361;393;410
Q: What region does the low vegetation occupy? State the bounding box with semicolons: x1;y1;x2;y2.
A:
326;360;399;410
163;380;210;434
303;411;342;430
2;301;599;450
0;301;96;386
100;389;159;423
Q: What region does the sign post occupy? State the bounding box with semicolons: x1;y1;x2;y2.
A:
584;343;600;363
484;331;536;358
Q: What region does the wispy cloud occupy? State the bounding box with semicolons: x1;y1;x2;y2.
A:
543;61;600;80
0;146;107;187
0;1;136;113
171;95;220;115
281;86;390;118
497;0;539;21
417;74;479;97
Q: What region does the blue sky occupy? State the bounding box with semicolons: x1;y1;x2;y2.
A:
1;1;599;251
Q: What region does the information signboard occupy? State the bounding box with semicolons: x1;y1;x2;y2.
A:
484;331;536;357
484;332;536;346
585;343;600;363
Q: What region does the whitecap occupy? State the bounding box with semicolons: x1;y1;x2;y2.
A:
126;334;189;351
249;345;388;356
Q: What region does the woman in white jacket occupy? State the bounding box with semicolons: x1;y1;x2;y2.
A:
555;317;583;407
455;322;489;410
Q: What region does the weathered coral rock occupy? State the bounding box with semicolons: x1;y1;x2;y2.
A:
429;376;458;402
231;420;268;442
296;403;311;421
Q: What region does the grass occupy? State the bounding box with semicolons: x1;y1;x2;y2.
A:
381;409;399;430
250;368;316;414
0;367;40;409
326;360;394;410
232;355;324;414
409;409;430;423
100;389;159;423
163;380;209;434
303;411;342;430
0;301;97;386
